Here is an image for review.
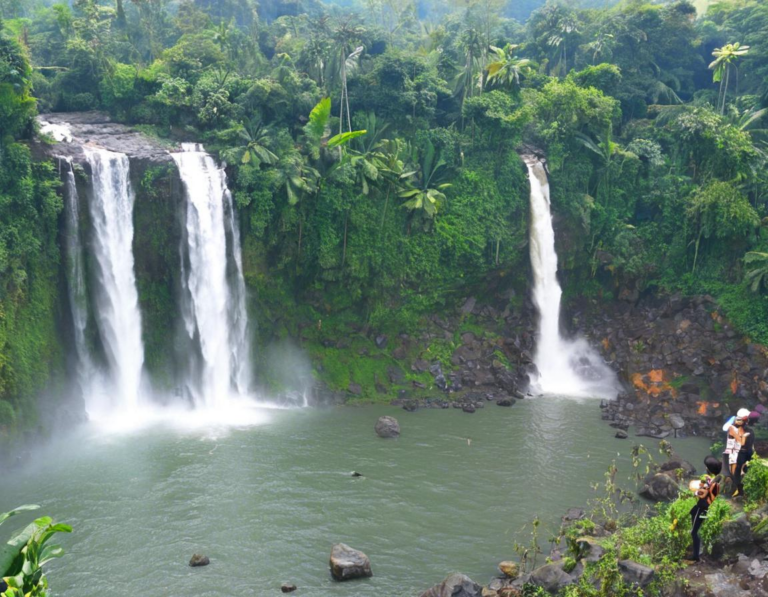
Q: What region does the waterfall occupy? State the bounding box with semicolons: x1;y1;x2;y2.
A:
62;159;92;391
525;155;619;399
172;144;252;406
84;147;145;411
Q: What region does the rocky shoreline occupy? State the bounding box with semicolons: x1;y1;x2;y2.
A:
335;292;768;445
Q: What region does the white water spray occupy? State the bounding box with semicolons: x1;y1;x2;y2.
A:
525;156;619;399
173;144;252;407
85;147;145;412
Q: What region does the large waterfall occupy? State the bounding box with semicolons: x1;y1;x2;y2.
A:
173;144;252;407
525;155;618;399
84;147;145;412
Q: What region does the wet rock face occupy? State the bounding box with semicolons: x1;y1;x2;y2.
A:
583;293;768;439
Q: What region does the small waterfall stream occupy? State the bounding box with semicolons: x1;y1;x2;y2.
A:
524;155;619;398
84;147;145;412
62;159;92;391
173;144;252;406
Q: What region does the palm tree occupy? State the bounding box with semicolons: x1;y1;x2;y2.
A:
485;44;531;93
220;117;278;167
585;31;614;65
745;251;768;293
325;20;365;143
454;27;484;126
576;127;619;203
709;42;749;115
399;140;451;224
547;14;579;77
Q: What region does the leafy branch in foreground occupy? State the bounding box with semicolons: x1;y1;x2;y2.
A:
1;505;72;597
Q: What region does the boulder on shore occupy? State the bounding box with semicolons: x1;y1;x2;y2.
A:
639;473;680;502
498;561;519;579
618;560;655;589
527;561;574;593
375;416;401;438
329;543;372;581
189;554;210;567
419;573;482;597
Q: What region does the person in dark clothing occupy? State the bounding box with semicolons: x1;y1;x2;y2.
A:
733;418;755;497
689;455;722;563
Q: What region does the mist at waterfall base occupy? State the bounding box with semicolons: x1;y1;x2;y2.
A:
525;156;621;400
62;144;289;432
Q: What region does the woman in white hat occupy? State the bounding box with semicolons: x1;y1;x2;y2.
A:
733;408;755;497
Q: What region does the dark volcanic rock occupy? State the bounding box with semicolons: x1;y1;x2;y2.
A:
639;473;679;502
528;562;574;593
36;112;173;166
618;560;655;589
419;573;482;597
374;416;400;438
329;543;372;581
189;554;210;567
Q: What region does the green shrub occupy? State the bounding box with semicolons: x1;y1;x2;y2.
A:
743;458;768;507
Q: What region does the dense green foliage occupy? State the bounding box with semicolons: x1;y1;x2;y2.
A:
1;0;768;410
0;16;62;434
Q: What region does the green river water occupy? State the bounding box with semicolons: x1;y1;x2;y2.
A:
0;397;710;596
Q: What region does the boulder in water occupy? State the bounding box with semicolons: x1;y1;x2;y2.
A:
419;573;482;597
462;404;476;414
189;554;210;567
329;543;372;581
281;583;297;593
375;416;400;438
496;397;516;407
615;430;628;439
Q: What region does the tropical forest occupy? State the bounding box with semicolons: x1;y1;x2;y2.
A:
2;0;768;595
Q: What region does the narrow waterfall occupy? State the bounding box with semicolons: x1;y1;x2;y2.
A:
62;159;92;389
172;144;252;406
525;155;618;398
84;147;145;411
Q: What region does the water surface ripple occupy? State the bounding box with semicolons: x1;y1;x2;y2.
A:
0;398;709;596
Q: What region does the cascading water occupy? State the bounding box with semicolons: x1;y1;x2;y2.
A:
84;147;145;412
172;144;252;406
62;159;92;391
525;155;619;399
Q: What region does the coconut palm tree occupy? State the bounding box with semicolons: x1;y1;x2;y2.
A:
709;42;750;115
485;44;531;93
220;117;278;167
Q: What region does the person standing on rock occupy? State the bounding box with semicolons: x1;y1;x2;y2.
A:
721;414;737;493
725;410;748;489
733;411;756;498
687;456;722;563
